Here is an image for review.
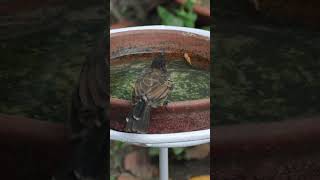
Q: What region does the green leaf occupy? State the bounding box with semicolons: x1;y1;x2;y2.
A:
175;8;197;27
175;9;188;18
157;6;184;26
148;148;160;156
113;141;125;151
184;0;196;12
202;26;210;30
185;14;197;27
172;147;185;156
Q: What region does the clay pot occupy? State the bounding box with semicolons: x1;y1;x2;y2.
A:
175;0;211;26
110;26;210;134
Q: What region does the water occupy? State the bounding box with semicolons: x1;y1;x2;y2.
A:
110;59;210;102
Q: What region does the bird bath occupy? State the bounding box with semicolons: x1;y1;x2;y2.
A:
110;26;210;180
110;26;210;134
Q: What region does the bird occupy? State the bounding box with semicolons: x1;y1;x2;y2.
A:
125;53;174;133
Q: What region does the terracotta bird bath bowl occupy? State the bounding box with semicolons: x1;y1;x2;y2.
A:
110;26;210;136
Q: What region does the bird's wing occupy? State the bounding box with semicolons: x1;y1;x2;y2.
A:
148;80;172;102
134;69;172;104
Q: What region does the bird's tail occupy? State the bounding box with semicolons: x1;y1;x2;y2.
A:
125;98;151;133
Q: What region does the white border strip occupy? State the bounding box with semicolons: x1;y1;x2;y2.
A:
111;129;210;143
110;25;210;38
146;139;210;148
110;129;210;148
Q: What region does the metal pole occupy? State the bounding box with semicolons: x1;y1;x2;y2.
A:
159;147;169;180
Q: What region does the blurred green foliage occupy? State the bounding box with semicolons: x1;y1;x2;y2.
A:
157;0;198;28
148;147;186;160
110;141;126;154
148;147;160;157
110;141;125;169
202;26;210;30
172;147;186;160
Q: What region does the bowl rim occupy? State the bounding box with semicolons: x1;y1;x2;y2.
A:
110;25;210;37
110;25;210;107
110;129;210;147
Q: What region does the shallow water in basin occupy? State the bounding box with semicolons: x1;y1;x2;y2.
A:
110;59;210;102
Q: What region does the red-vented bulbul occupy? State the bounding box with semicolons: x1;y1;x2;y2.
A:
125;53;173;133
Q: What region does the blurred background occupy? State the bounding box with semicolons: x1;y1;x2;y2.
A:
213;0;320;179
109;0;210;180
0;0;106;179
110;0;210;30
213;0;320;125
1;0;106;123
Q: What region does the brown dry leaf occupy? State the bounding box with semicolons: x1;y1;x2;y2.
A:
184;53;192;65
117;173;141;180
189;175;210;180
124;150;157;178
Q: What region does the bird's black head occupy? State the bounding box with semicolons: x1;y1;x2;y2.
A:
151;52;167;72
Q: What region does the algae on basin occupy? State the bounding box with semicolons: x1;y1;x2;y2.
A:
110;59;210;102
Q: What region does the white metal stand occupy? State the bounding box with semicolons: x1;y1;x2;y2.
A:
110;129;210;180
159;148;169;180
